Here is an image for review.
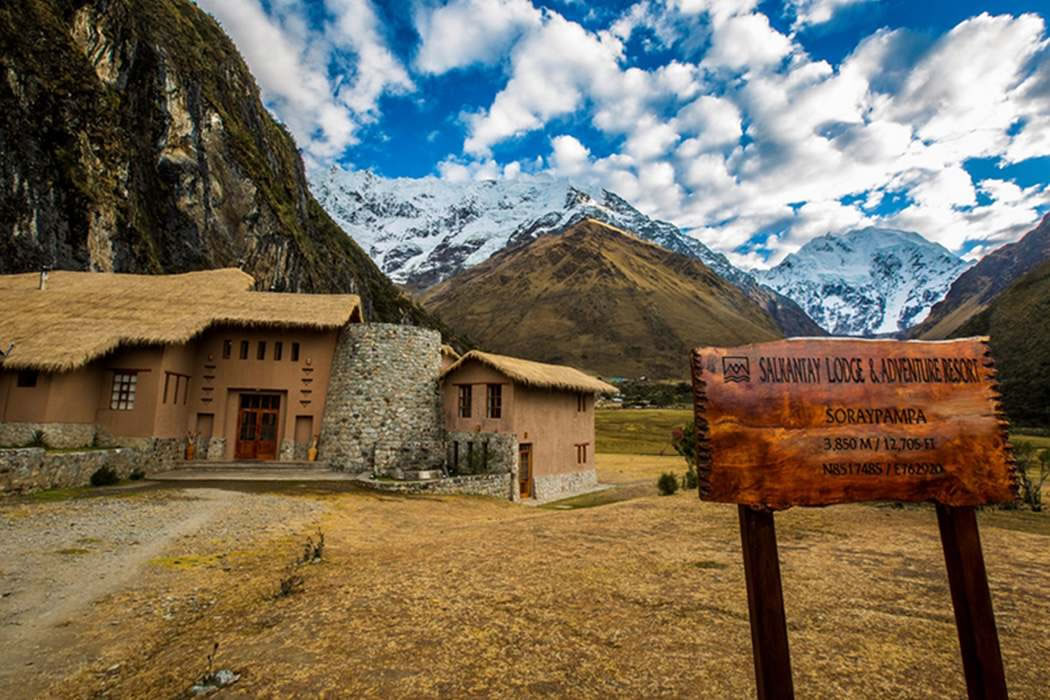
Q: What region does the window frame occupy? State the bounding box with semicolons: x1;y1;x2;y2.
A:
222;339;232;359
291;342;300;362
274;341;283;361
110;371;138;411
239;340;249;360
257;341;267;361
486;384;502;419
577;392;586;412
457;384;472;418
16;370;38;388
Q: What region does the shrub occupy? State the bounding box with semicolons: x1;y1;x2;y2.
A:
671;424;698;469
89;465;120;487
1015;442;1050;511
657;472;679;495
129;468;146;481
683;466;698;490
26;430;46;448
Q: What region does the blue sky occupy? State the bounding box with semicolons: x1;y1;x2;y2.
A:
197;0;1050;267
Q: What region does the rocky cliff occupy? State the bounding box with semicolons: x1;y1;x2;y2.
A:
0;0;450;330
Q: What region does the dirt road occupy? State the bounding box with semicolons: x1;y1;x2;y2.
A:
0;487;325;696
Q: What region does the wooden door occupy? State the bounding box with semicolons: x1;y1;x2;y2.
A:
519;443;533;498
234;394;280;461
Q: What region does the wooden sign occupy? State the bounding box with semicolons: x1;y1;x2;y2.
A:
690;337;1016;509
690;337;1013;700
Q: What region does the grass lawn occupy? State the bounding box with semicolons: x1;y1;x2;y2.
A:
1011;431;1050;452
595;408;692;455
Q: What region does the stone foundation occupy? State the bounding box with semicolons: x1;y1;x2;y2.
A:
0;422;97;449
533;468;599;502
321;324;445;475
352;473;513;499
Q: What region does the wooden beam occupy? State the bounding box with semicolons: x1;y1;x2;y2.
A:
738;505;795;700
935;504;1008;700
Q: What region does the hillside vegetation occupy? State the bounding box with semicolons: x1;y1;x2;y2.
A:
0;0;458;336
953;260;1050;426
916;214;1050;339
421;219;783;378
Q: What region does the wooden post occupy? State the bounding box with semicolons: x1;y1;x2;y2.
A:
935;504;1008;700
738;505;795;700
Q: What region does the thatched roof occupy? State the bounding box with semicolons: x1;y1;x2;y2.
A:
0;269;362;372
440;344;460;359
441;350;618;394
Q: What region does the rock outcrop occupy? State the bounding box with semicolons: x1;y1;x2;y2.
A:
0;0;450;330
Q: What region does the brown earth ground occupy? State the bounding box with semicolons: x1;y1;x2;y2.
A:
1;419;1047;698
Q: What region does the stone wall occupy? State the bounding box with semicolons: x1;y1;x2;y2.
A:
0;447;140;493
447;431;518;501
352;473;513;499
0;422;97;449
321;324;445;475
533;468;599;502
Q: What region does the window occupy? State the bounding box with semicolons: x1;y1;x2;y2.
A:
240;340;249;360
257;341;267;360
291;342;300;362
457;385;472;418
575;443;589;464
222;339;232;359
274;341;283;361
16;370;38;388
110;371;137;410
577;392;586;412
486;384;502;419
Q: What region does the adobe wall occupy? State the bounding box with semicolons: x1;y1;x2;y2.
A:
321;324;445;474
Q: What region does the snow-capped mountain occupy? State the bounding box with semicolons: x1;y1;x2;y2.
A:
310;166;747;289
756;228;972;336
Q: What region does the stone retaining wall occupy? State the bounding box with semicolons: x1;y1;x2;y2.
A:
321;324;445;475
0;447;139;493
352;473;513;499
0;422;97;450
0;438;183;494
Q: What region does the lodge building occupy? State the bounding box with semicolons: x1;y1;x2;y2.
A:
0;269;616;500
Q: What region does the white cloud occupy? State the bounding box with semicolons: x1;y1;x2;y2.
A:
414;0;542;73
675;95;742;150
787;0;873;30
197;0;412;164
549;135;591;176
702;13;793;71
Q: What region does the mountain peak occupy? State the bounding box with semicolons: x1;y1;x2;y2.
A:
759;226;971;336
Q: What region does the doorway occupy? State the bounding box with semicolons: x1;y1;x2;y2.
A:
234;394;280;460
518;443;533;499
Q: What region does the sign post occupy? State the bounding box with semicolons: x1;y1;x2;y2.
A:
690;338;1016;700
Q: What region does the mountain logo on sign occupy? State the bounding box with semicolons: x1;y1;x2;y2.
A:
723;357;751;383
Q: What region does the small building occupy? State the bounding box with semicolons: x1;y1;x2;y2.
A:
0;269;361;461
441;351;617;501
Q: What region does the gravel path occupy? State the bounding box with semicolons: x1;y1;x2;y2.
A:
0;486;326;696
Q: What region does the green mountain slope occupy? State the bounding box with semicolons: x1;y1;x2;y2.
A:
953;260;1050;426
914;214;1050;339
420;219;783;378
0;0;456;334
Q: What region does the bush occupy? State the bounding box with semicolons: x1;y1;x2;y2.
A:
683;466;698;490
1015;442;1050;511
129;468;146;481
26;430;46;448
657;472;679;495
89;465;120;487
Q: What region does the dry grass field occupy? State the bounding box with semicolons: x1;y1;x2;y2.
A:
2;411;1047;698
